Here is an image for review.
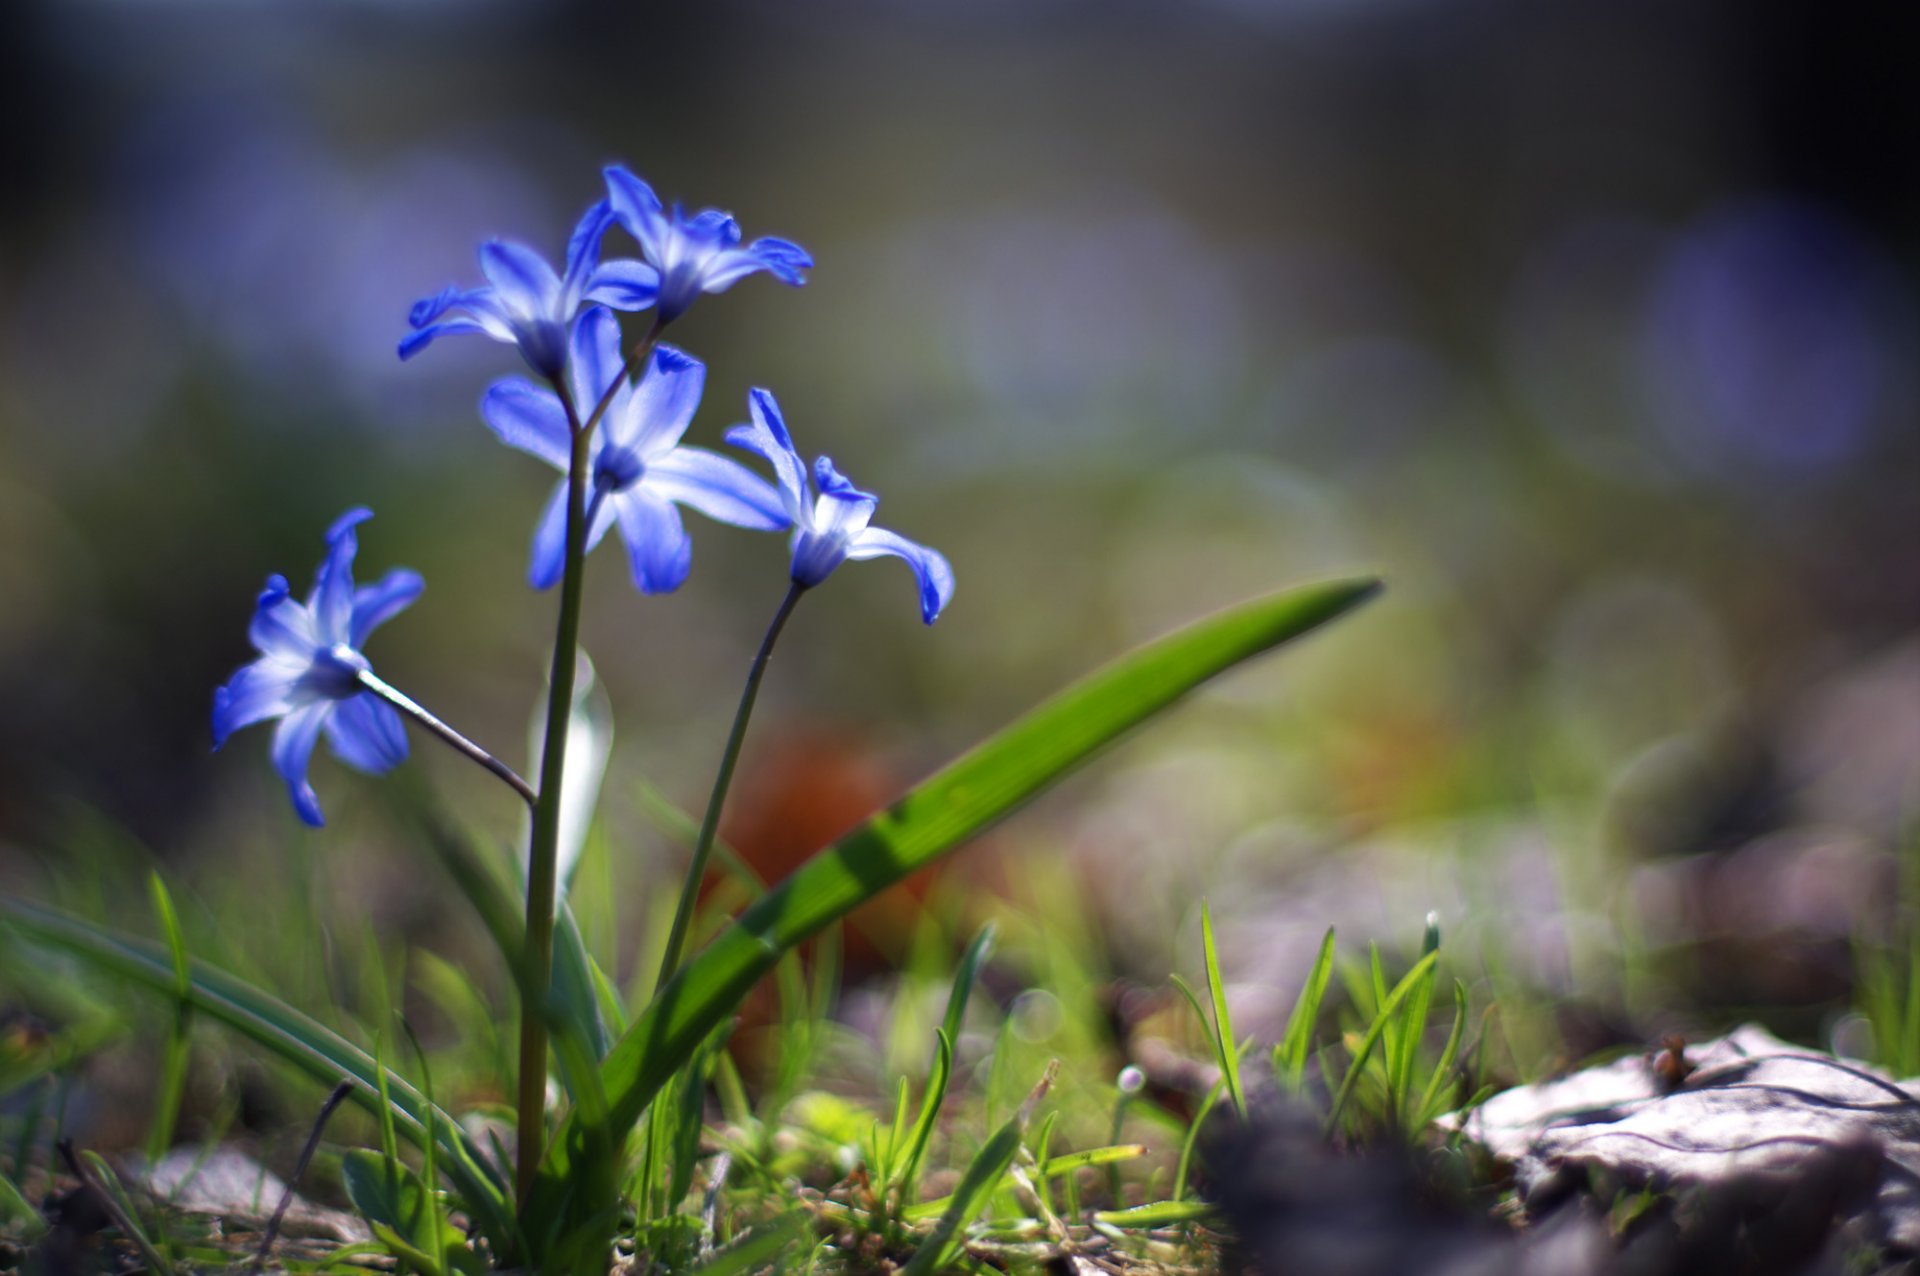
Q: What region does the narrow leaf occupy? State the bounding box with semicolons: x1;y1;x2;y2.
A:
540;578;1379;1197
1200;901;1246;1120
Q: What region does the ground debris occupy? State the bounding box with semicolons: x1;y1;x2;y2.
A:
138;1147;369;1244
1204;1101;1610;1276
1454;1024;1916;1273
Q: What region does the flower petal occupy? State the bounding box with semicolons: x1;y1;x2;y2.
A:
562;199;614;297
212;659;301;749
686;209;742;247
700;237;813;293
810;463;878;543
846;526;956;624
408;285;463;328
350;568;425;648
604;166;668;262
612;491;692;594
478;239;561;319
272;701;332;827
248;574;317;657
646;447;791;531
583;259;659;313
626;345;705;455
398;317;488;361
568;306;628;424
481;377;571;470
325;691;410;774
311;509;370;646
723;388;809;522
814;455;875;502
529;481;570;590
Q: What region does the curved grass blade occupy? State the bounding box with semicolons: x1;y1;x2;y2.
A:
900;1114;1025;1276
145;873;194;1163
942;923;995;1048
540;577;1379;1196
1325;948;1440;1134
1275;926;1336;1091
893;1029;953;1208
1199;901;1246;1120
1093;1199;1218;1228
0;899;514;1245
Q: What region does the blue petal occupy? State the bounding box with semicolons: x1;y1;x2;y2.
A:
752;236;813;279
312;510;369;646
724;389;809;522
813;455;876;502
478;240;561;319
847;527;956;624
325;691;409;774
582;260;660;310
481;377;571;470
212;660;300;749
399;318;486;361
563;199;614;294
249;575;317;658
685;208;741;247
327;507;375;543
699;237;813;293
612;491;692;594
604;166;667;261
529;482;569;590
646;447;791;531
568;307;627;422
693;250;771;295
272;701;332;827
625;344;705;455
408;285;462;327
349;568;425;648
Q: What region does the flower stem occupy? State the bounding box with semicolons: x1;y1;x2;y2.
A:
655;581;806;991
516;323;661;1203
356;670;536;808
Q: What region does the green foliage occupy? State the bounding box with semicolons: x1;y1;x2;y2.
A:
2;575;1379;1272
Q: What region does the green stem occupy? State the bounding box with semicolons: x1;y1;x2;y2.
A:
355;669;536;808
655;581;806;991
515;320;661;1203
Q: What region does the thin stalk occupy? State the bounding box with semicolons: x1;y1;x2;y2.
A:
655;581;806;989
515;322;660;1202
357;670;536;809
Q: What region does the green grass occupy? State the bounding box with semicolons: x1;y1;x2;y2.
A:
0;577;1509;1274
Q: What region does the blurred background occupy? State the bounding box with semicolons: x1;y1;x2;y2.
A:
1;0;1917;1104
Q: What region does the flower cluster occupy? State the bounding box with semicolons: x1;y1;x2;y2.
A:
217;166;952;822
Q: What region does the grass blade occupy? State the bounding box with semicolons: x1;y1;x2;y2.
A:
892;1029;953;1208
1094;1200;1217;1228
1276;927;1336;1090
144;873;194;1163
1325;948;1441;1135
900;1116;1025;1276
1199;901;1246;1120
942;923;996;1048
2;899;513;1245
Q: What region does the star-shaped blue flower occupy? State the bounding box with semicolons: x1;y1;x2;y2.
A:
399;198;659;378
725;389;954;623
481;307;790;593
603;167;812;325
212;509;423;827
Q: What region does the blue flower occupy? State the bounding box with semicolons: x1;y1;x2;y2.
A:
399;198;659;378
481;307;790;593
603;166;812;325
725;389;954;623
212;509;423;827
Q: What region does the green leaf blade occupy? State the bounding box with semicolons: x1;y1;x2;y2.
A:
547;577;1379;1192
